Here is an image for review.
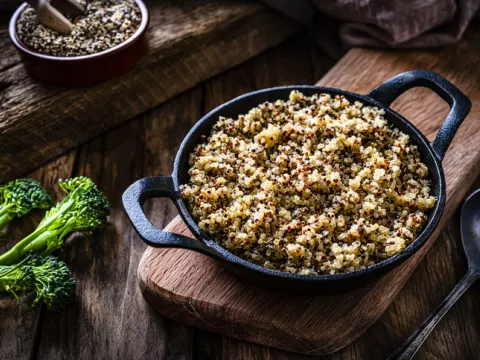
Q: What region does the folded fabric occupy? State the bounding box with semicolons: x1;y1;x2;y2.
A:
260;0;480;57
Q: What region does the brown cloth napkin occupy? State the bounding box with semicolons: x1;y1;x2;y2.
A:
261;0;480;57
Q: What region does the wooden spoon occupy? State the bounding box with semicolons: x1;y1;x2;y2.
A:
26;0;84;34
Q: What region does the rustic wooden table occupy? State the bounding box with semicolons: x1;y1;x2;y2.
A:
1;26;480;360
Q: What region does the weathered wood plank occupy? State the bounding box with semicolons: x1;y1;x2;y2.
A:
0;28;20;72
0;0;297;183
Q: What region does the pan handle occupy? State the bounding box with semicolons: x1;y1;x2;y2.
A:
122;176;218;257
367;70;471;161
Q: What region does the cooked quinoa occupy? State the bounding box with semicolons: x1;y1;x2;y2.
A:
180;91;437;275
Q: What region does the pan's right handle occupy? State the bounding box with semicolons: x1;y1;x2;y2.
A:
122;176;217;257
368;70;471;161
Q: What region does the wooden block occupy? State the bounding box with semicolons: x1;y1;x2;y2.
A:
0;0;297;182
137;25;480;355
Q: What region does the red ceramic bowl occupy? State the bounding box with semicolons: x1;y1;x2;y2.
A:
9;0;149;86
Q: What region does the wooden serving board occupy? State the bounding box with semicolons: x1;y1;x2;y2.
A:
138;27;480;355
0;0;297;183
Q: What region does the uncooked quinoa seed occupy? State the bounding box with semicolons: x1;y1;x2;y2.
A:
180;91;437;275
16;0;141;57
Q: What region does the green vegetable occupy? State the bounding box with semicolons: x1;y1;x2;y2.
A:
0;255;76;310
0;179;53;233
0;177;110;266
0;257;35;298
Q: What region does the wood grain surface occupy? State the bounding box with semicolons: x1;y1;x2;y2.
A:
0;0;297;183
137;22;480;356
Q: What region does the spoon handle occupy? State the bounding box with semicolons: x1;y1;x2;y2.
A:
388;269;479;360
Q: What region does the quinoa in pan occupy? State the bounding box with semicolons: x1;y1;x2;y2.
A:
180;91;436;275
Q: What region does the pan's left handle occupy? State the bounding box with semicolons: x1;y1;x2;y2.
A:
367;70;471;161
122;176;219;258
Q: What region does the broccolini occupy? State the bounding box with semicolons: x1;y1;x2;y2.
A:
0;179;53;233
0;255;76;310
0;177;110;266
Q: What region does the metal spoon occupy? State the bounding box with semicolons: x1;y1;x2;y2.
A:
388;189;480;360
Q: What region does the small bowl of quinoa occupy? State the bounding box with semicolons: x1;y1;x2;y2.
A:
9;0;149;86
123;70;471;294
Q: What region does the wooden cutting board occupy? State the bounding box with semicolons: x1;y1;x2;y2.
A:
137;27;480;355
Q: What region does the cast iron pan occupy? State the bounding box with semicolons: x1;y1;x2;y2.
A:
123;70;471;294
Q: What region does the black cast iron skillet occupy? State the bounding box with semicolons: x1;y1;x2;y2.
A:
122;70;471;294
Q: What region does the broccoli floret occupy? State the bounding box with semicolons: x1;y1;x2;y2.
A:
0;177;110;266
0;257;35;298
0;179;53;233
0;255;76;311
30;256;76;310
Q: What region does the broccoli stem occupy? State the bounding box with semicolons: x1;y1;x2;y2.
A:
0;228;49;265
0;204;15;217
0;231;45;266
23;230;62;254
0;197;76;266
0;212;14;232
0;243;24;266
0;204;16;232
